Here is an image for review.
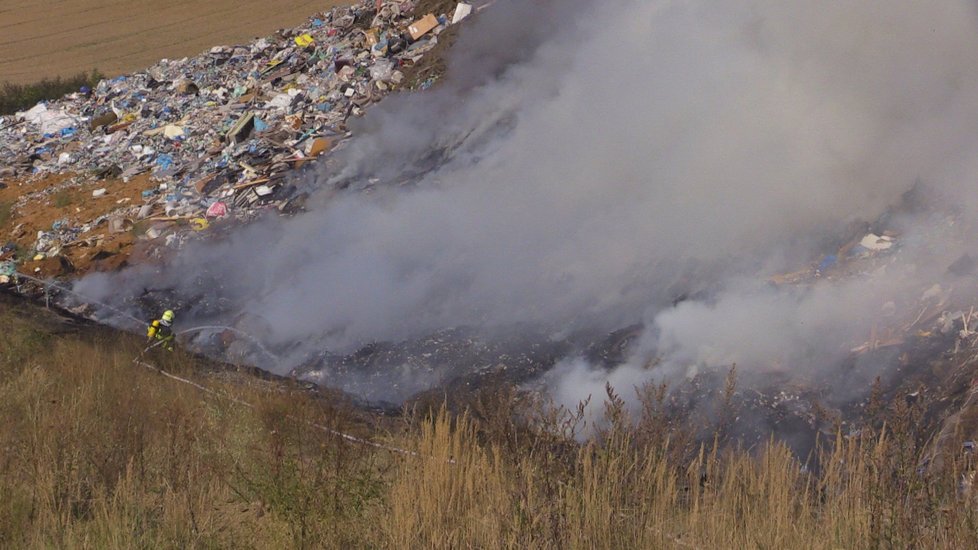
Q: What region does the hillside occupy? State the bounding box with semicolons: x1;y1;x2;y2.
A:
2;292;978;548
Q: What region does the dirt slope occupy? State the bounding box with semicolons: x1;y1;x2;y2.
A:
0;0;353;84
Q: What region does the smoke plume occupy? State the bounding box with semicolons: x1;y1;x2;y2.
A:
79;0;978;407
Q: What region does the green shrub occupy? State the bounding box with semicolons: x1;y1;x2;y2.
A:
0;201;12;227
0;70;104;116
52;190;73;208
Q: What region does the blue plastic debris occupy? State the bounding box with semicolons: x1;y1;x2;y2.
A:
817;255;837;272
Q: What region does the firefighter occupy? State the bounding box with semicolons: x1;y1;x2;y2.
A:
147;309;176;351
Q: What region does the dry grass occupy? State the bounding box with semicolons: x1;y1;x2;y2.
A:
390;401;978;549
2;300;977;548
0;303;388;548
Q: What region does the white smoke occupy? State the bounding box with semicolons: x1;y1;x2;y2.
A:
79;0;978;406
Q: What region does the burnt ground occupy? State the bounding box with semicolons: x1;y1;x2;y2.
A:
283;311;978;457
7;263;978;473
283;306;978;468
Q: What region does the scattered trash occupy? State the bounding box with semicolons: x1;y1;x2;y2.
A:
859;233;894;251
226;113;256;144
905;390;920;405
0;261;15;277
162;125;186;140
409;14;439;40
306;137;334;157
295;34;316;48
174;79;200;95
452;3;473;24
109;217;134;233
20;103;78;135
205;201;228;218
90;111;118;130
816;254;836;274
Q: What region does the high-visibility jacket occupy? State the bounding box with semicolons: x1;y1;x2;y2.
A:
147;319;174;350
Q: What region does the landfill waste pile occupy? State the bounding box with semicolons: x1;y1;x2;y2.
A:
0;0;476;282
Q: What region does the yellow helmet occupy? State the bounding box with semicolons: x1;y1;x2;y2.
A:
162;310;175;322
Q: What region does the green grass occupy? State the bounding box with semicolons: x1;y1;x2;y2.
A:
0;70;103;116
0;201;12;227
52;190;74;208
131;220;151;238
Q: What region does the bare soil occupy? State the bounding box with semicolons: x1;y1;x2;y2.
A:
0;172;154;276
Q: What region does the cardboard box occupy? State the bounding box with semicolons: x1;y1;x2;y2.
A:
408;14;438;40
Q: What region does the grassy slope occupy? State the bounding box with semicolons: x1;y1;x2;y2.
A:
2;293;977;548
0;294;390;548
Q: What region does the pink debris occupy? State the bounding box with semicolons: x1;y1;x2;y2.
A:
206;201;228;218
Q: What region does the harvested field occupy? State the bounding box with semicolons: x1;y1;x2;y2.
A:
0;0;353;85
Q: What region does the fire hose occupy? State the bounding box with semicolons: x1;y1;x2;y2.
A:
134;340;421;457
12;271;426;458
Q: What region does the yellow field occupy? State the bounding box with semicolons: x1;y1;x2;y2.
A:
0;0;352;84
